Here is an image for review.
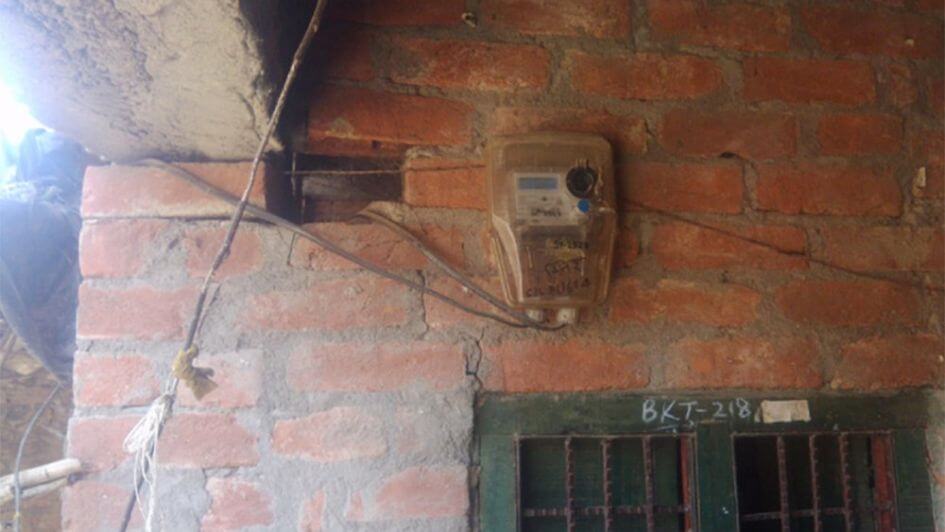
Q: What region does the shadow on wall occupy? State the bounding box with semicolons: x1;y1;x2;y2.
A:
0;129;90;530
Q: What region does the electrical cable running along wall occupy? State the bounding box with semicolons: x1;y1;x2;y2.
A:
66;0;944;529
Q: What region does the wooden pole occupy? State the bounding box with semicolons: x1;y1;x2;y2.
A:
0;458;80;504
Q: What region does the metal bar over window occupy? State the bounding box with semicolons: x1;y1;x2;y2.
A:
809;434;822;532
518;435;693;531
776;435;791;532
564;436;575;532
679;438;693;532
735;432;898;532
642;436;655;532
838;433;854;532
601;439;613;532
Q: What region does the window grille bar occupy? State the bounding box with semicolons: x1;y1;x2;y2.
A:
520;435;693;527
564;436;575;532
810;434;823;532
522;504;689;518
776;436;790;532
838;433;854;532
680;438;693;531
871;434;896;530
742;507;850;521
643;436;656;532
601;439;613;531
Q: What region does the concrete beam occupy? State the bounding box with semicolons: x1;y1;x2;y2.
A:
0;0;280;162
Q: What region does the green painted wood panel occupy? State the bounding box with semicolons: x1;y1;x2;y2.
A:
894;429;936;532
480;434;518;532
478;393;927;436
478;392;933;531
696;423;738;531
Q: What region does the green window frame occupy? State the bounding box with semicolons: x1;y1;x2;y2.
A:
478;392;936;531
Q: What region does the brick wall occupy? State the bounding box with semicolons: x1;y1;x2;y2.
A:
67;0;944;530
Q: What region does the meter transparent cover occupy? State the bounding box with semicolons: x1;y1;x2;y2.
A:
487;132;617;310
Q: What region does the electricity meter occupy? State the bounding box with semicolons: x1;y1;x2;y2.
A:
487;132;617;324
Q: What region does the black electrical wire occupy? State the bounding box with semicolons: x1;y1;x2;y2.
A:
357;209;559;329
139;159;563;331
12;382;62;532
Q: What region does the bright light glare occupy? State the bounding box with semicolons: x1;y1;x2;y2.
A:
0;82;42;145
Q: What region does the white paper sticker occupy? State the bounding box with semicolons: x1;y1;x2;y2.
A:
760;400;811;423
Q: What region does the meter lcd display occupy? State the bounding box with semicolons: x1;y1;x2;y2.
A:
517;176;559;190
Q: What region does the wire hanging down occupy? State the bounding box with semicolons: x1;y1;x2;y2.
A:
11;382;61;532
118;1;331;530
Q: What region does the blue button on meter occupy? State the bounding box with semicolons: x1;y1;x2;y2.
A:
577;199;591;213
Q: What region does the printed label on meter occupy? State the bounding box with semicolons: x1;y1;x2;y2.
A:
514;173;579;226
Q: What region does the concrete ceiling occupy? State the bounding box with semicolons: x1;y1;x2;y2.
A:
0;0;284;162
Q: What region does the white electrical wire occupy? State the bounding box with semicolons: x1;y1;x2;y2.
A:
122;385;173;531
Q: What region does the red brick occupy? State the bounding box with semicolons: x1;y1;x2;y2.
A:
930;76;944;116
244;277;412;331
665;338;822;389
62;481;139;532
491;106;647;156
756;163;901;217
290;223;464;271
817;113;902;156
917;0;945;11
619;161;743;214
82;162;270;218
79;219;168;278
744;58;876;105
178;350;262;408
330;0;464;27
350;466;468;522
484;339;648;392
648;0;790;52
311;26;375;82
307;86;473;147
480;0;631;38
68;416;138;472
885;63;918;108
610;279;760;326
183;224;263;279
302;137;409;159
660;109;796;159
77;285;198;340
833;334;945;390
614;228;641;269
910;128;944;199
569;52;722;101
287;342;465;392
403;157;487;210
652;222;807;271
202;478;273;531
423;274;503;329
272;406;386;462
389;37;550;92
802;6;943;59
819;226;944;272
299;490;326;532
160;413;259;468
74;354;158;407
776;280;919;326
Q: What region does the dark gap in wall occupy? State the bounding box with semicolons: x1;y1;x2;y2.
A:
293;153;402;223
266;0;381;157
